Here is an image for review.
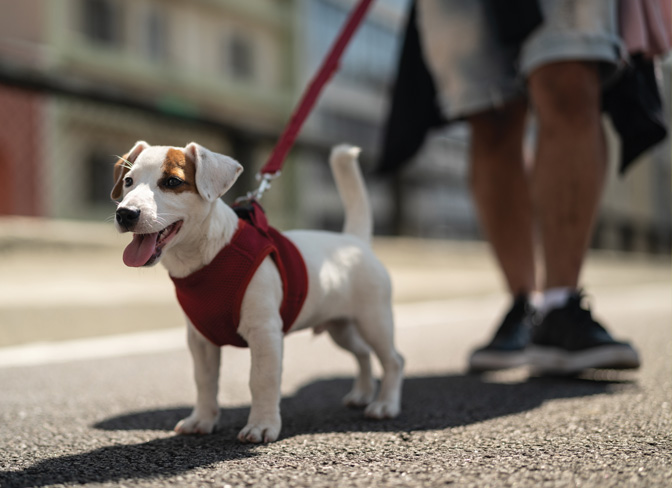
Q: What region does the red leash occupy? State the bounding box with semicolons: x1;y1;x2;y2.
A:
246;0;375;200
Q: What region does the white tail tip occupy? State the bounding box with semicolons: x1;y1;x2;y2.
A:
329;144;371;243
330;144;361;163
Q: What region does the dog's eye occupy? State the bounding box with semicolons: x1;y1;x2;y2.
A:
164;177;184;188
124;177;133;188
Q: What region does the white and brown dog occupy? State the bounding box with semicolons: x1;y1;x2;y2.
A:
111;141;404;443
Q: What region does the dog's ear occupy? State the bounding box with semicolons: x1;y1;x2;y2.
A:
110;141;149;200
110;154;131;201
185;142;243;202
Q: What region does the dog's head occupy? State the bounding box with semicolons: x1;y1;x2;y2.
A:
111;141;243;267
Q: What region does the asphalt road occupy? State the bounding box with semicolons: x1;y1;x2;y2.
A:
0;219;670;487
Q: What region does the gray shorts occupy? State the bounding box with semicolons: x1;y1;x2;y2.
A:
416;0;623;119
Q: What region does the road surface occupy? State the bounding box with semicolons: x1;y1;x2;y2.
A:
0;218;670;487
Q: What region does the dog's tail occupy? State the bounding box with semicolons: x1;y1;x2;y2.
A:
329;144;372;243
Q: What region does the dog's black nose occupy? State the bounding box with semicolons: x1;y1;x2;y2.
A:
116;207;141;229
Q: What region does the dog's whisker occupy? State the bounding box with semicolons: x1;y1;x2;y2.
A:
113;155;134;170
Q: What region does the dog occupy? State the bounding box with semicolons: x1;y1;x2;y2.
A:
111;141;404;443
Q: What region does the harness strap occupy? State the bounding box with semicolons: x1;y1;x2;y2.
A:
171;210;309;348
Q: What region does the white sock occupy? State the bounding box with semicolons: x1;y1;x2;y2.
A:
540;287;575;316
528;291;544;311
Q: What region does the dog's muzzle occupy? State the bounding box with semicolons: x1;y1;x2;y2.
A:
116;207;141;231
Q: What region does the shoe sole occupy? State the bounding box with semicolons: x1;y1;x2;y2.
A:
527;344;641;376
468;349;529;372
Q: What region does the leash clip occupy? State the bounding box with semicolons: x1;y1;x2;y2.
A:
253;171;281;200
236;171;281;205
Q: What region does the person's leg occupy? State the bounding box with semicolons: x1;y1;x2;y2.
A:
468;100;536;297
525;61;640;374
519;0;621;302
528;61;606;291
415;0;538;372
467;100;538;372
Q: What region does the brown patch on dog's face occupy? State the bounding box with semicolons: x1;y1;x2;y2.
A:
160;148;198;194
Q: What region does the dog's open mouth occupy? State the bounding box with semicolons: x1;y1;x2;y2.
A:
123;221;183;267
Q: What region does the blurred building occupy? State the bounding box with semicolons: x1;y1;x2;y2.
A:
0;0;669;253
0;0;294;219
598;59;672;254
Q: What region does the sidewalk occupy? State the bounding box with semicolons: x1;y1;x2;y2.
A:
1;217;670;347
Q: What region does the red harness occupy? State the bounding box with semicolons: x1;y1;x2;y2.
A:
170;205;308;347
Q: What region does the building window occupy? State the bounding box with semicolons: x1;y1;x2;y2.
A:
145;10;169;62
81;0;121;47
227;34;255;81
87;152;116;206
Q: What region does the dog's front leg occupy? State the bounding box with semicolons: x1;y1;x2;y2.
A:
237;322;283;443
236;259;284;443
175;321;221;435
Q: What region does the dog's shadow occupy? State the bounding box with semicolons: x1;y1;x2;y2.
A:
2;373;633;487
95;372;634;435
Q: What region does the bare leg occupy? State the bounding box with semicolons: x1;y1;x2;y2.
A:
468;99;537;296
528;62;607;290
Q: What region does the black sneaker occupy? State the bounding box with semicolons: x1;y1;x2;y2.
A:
468;295;534;372
528;291;640;375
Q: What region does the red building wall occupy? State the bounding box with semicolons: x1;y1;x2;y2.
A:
0;86;44;216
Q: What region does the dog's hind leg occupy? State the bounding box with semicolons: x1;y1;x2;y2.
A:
175;321;221;435
325;320;377;407
353;306;404;419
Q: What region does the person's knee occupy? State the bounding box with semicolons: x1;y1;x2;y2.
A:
469;101;526;149
467;101;527;190
528;62;602;129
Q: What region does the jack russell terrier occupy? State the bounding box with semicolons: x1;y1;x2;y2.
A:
111;141;404;443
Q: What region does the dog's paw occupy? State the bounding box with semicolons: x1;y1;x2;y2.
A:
342;385;376;408
237;419;281;444
174;410;219;435
364;400;400;420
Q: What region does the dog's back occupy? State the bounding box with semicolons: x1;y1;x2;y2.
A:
284;145;390;331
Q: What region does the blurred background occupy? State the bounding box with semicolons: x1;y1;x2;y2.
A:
0;0;670;349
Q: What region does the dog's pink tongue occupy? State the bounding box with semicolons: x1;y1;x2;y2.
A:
123;233;159;267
